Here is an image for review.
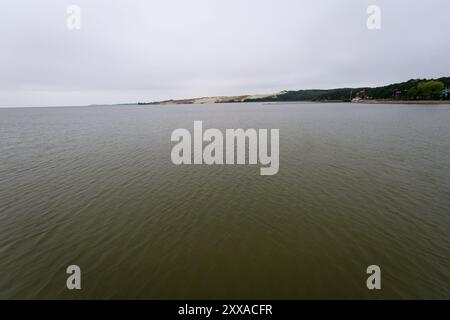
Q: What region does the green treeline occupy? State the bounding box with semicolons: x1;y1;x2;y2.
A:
242;77;450;103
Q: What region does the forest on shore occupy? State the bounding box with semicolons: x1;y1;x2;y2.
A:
241;77;450;103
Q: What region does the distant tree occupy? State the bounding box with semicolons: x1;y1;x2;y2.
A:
416;81;445;99
407;87;418;100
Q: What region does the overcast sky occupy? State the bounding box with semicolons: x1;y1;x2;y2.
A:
1;0;449;107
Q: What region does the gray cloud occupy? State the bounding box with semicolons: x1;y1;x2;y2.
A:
1;0;449;106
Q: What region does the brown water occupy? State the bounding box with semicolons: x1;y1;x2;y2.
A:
0;103;449;299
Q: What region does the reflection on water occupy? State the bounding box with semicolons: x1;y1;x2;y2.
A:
0;103;449;299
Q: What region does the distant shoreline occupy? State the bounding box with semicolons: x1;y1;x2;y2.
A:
141;76;450;106
144;100;450;106
253;100;450;105
353;100;450;105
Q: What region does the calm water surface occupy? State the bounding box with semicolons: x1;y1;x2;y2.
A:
0;103;449;299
